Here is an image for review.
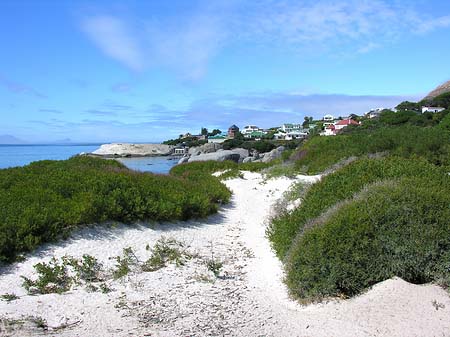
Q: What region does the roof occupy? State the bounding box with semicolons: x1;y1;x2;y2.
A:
228;124;239;130
209;134;227;139
335;119;359;126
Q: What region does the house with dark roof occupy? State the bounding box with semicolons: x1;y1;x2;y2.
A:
228;125;239;138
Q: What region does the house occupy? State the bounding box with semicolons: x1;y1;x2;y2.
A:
280;123;302;133
323;114;334;121
320;124;336;136
173;146;188;155
334;118;359;131
227;125;240;138
242;125;260;135
422;106;445;113
366;109;382;119
208;133;227;143
273;131;286;140
285;130;308;140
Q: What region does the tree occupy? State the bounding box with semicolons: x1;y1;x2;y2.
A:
395;101;420;112
201;127;208;136
303;116;313;128
208;129;222;136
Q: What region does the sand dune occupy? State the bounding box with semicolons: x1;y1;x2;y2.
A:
0;172;449;337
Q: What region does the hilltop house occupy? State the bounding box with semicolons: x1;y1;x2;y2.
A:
281;123;302;133
242;125;267;138
320;118;359;136
334;118;360;131
422;106;445;113
366;108;383;119
323;114;334;121
227;125;240;138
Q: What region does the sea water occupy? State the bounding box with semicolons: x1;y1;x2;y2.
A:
0;145;177;174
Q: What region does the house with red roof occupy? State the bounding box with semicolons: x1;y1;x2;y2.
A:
334;118;360;131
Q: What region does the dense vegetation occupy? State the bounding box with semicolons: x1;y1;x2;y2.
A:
285;176;450;301
269;104;450;302
294;126;450;174
0;156;231;263
268;157;443;259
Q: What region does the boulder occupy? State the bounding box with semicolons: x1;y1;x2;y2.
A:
92;143;173;157
188;150;242;163
188;142;223;155
242;157;254;163
177;156;190;164
261;146;285;163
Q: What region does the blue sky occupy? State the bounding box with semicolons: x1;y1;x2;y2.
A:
1;0;450;143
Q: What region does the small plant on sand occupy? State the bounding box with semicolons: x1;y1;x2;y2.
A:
1;293;19;302
63;254;104;283
30;316;48;330
99;282;112;293
142;237;192;272
206;259;223;277
21;257;73;294
112;247;139;279
205;243;223;277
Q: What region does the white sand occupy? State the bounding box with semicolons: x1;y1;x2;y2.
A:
0;172;449;337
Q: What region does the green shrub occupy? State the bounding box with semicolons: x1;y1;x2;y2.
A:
268;157;443;259
0;156;231;262
293;126;450;174
21;258;72;294
142;237;192;272
112;247;138;279
284;177;450;302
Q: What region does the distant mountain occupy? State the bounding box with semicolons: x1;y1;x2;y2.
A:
0;135;26;144
424;80;450;100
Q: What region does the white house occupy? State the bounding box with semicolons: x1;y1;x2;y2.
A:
285;130;308;140
323;114;334;121
320;124;336;136
242;125;266;138
280;123;302;133
422;106;445;113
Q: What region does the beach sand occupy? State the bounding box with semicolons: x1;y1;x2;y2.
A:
0;172;449;336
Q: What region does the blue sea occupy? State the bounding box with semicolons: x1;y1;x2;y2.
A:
0;145;177;174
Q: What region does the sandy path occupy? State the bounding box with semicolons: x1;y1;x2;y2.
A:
0;172;449;337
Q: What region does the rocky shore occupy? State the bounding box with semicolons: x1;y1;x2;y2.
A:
90;142;287;165
178;143;286;164
91;143;173;157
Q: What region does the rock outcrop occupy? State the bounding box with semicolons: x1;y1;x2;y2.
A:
424;80;450;100
188;143;223;155
178;148;249;164
92;143;173;157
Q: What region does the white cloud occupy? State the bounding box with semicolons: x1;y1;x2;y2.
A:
80;7;227;79
81;15;145;71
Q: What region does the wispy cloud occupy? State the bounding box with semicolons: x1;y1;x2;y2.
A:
79;4;229;79
111;82;132;93
81;15;145;71
39;108;63;114
84;109;117;116
79;1;450;78
0;75;47;98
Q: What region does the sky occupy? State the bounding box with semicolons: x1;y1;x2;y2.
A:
1;0;450;143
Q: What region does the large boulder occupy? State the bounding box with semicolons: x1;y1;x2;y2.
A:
188;143;222;155
177;156;190;164
188;150;242;163
92;143;173;157
261;146;285;163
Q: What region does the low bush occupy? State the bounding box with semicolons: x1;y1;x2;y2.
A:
293;126;450;174
142;237;192;272
284;177;450;302
267;157;442;259
0;156;231;262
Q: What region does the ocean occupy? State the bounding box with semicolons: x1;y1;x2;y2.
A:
0;144;177;174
